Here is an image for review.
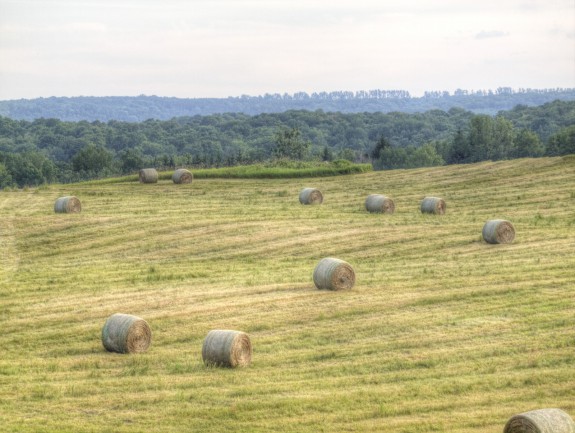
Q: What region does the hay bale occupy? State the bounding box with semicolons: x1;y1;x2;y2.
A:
420;196;446;215
299;188;323;205
172;168;193;184
101;313;152;354
313;257;355;291
139;168;158;184
482;219;515;244
504;408;575;433
365;194;395;214
54;196;81;213
202;330;252;368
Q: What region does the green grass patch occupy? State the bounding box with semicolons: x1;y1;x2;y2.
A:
190;160;372;179
85;160;372;185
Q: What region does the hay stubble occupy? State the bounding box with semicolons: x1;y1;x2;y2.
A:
0;157;573;433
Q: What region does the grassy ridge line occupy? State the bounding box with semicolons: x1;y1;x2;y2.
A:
86;161;372;184
185;161;372;179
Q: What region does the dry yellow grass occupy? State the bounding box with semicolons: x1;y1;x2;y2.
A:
0;157;573;432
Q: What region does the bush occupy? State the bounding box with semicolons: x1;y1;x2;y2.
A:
546;125;575;156
0;162;13;188
373;144;444;170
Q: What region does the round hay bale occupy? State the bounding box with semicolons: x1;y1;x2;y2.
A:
101;313;152;354
482;219;515;244
420;196;446;215
54;196;81;213
313;257;355;291
202;330;252;368
172;168;193;184
139;168;158;184
365;194;395;214
504;408;575;433
299;188;323;205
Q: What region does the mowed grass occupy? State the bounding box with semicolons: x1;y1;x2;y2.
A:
0;157;574;433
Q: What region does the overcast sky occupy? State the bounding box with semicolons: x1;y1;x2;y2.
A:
0;0;574;100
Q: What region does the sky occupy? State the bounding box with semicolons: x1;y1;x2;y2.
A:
0;0;574;100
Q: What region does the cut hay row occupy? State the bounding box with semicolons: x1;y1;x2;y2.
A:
296;190;516;244
52;189;513;249
298;191;447;216
77;178;512;362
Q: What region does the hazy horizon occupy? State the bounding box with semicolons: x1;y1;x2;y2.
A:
3;86;575;103
1;0;574;100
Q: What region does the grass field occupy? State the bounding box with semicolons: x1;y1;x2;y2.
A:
0;157;574;433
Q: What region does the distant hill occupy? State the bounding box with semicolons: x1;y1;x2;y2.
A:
1;88;574;122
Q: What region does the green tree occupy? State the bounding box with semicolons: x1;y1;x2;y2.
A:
546;125;575;156
0;162;13;188
71;144;114;175
490;116;515;160
430;139;452;163
119;148;145;174
373;146;408;170
512;129;544;158
1;152;55;187
409;144;445;168
371;135;391;160
273;128;310;160
321;146;334;162
447;128;472;164
373;144;444;170
466;115;515;161
468;115;493;161
337;148;356;162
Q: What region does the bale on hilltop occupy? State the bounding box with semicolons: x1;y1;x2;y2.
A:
202;330;252;368
172;168;193;184
482;219;515;244
139;168;158;184
365;194;395;214
504;408;575;433
420;197;446;215
101;313;152;354
54;196;81;213
299;188;323;205
313;257;355;291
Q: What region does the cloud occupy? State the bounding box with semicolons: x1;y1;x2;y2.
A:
475;30;509;39
1;0;573;99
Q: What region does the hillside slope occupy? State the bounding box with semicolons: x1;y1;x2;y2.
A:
0;157;574;433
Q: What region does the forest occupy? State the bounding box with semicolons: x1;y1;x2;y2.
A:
1;88;574;122
0;100;573;188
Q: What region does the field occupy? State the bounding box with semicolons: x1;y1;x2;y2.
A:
0;157;574;433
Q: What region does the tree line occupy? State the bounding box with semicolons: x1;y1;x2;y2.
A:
0;100;573;188
1;88;573;122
